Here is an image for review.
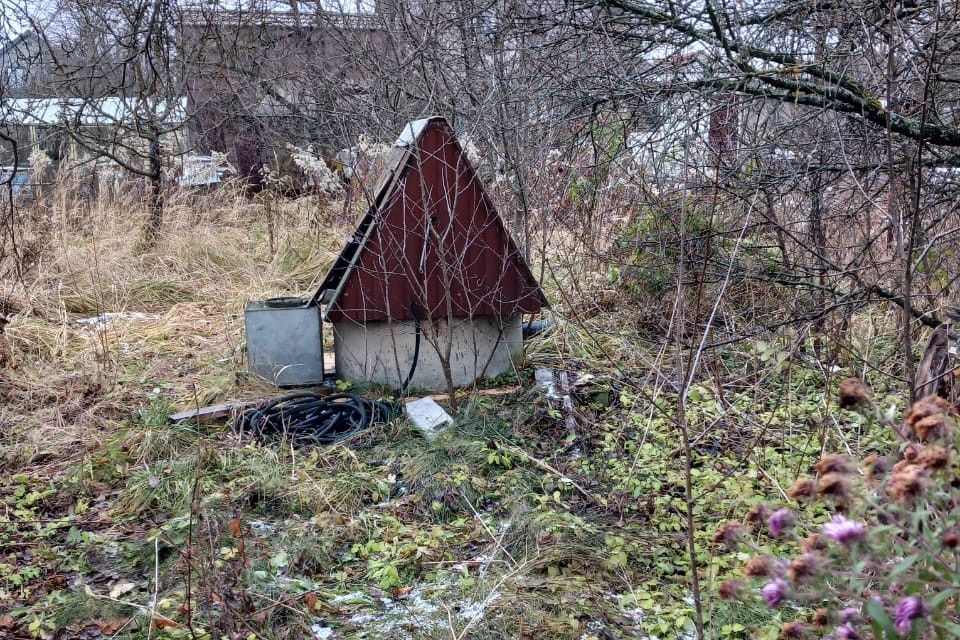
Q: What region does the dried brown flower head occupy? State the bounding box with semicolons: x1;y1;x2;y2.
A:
816;453;853;475
905;395;955;441
788;477;816;501
914;414;948;442
781;622;807;639
714;520;745;547
892;458;915;473
838;378;868;409
802;533;827;553
888;464;927;502
788;553;820;582
917;445;950;470
863;454;888;482
718;579;744;600
745;504;771;527
811;608;831;628
907;394;953;419
743;555;774;577
817;472;851;499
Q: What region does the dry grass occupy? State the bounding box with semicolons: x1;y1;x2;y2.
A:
0;182;678;640
1;185;351;472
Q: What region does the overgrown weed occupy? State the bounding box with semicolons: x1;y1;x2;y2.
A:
0;184;916;639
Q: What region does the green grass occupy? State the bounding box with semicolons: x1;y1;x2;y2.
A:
2;309;902;640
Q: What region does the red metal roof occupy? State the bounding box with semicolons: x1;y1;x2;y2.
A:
320;116;548;324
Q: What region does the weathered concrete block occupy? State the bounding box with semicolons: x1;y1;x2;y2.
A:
405;396;454;440
333;314;521;392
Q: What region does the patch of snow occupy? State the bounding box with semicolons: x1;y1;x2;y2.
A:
452;553;494;579
330;591;373;606
249;520;276;536
336;575;500;638
458;589;498;621
75;312;160;331
394;118;432;148
535;368;563;400
311;624;334;639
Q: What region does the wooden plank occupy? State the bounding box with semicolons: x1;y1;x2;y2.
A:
169;400;257;424
427;386;519;402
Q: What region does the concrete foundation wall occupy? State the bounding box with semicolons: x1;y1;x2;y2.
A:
333;315;522;392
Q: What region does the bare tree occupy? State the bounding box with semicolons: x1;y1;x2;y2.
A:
6;0;192;240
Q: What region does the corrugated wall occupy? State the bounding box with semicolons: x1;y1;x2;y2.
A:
328;120;547;323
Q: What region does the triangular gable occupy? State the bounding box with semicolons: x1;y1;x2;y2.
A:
318;116;547;324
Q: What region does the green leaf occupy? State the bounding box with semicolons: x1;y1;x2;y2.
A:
928;588;957;610
890;554;919;579
866;598;896;638
939;620;960;637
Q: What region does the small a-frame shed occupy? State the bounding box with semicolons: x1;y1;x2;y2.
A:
316;116;548;391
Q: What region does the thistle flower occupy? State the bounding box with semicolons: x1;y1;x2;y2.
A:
905;395;953;441
817;473;851;500
863;454;887;481
839;607;860;623
888;465;927;502
834;623;859;639
714;520;744;547
762;578;789;608
787;553;819;582
914;415;947;441
916;445;949;470
943;532;959;549
816;453;853;475
894;597;925;634
788;477;816;501
802;533;827;553
768;508;796;537
781;621;806;638
838;378;868;409
746;503;771;527
744;555;774;577
811;608;831;627
821;515;866;546
903;446;919;462
718;579;744;600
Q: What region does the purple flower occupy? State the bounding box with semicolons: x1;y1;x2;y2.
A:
822;515;866;546
762;578;789;608
839;607;860;623
834;623;859;639
768;508;796;537
894;597;925;634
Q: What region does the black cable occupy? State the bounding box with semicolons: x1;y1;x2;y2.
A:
234;392;397;446
399;299;422;394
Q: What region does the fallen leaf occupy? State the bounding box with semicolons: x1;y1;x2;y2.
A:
151;618;179;630
93;620;126;634
0;615;16;630
391;586;413;599
304;592;318;611
228;517;243;537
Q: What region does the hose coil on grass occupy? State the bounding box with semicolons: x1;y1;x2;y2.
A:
234;392;397;446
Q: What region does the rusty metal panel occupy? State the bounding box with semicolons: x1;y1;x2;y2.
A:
325;117;547;324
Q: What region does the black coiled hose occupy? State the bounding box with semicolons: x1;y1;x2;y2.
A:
234;392;398;446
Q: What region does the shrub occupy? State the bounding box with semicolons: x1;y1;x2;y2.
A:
717;380;960;638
